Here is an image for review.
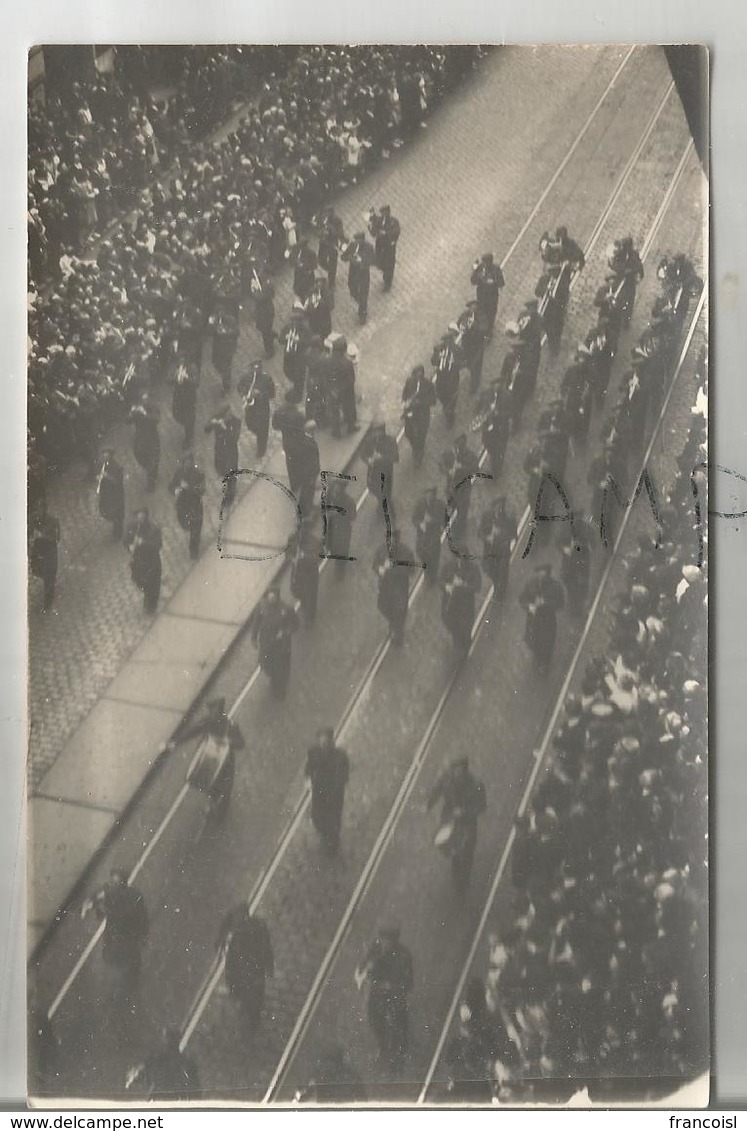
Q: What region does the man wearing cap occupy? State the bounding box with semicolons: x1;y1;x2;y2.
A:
209;307;240;394
478;496;517;603
440;556;482;656
475;378;510;478
431;328;462;426
124;507;162;614
216;903;274;1028
167;696;245;820
560;350;594;447
289;521;321;624
401;364;437;466
305;726;350;854
238;360;276;459
169;358;199;449
470;252;505;339
316;205;346;291
368;204;401;292
292;419;321;517
252;270;276;359
249;587;300;699
456;301;486;393
305;276;333;340
303;336;331;427
205;403;242;509
517;298;543;387
519;563;565;671
412;486;446;584
341;230;376;323
440;434;481;545
95;449;125;541
427;757;487;887
169;451;206;561
373;528;416;646
292;239;318;304
280;303;311;403
361;421;399;505
83;868;149;993
127;393;161;493
327;335;360;436
357;927;414;1070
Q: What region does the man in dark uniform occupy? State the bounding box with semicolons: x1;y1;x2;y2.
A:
327;335;360;436
470;252;505;338
368;204;401;292
478;495;517;603
440;556;482;656
304;335;331;427
289;521;321;624
96;452;125;541
427;757;487;887
305;726;350;854
322;477;357;579
341;231;376;323
401;364;437;466
293;419;321;517
124;507;162;613
316;205;345;291
29;508;61;611
205;403;242;509
431;328;462;426
272;394;306;455
238;360;276;459
127;392;160;492
170;358;198;449
209;308;240;394
412;486;445;585
168;696;244;819
249;587;300;698
305;277;333;340
217;904;274;1029
475;379;510;478
373;529;414;646
361;421;399;507
292;239;318;303
519;563;566;672
251;270;276;358
440;433;481;544
83;868;149;993
126;1026;201;1101
169;451;206;560
517;298;544;388
356;927;414;1071
279;302;311;403
456;300;486;393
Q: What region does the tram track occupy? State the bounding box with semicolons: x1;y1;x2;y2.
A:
165;110;694;1101
417;284;707;1102
257;139;703;1103
43;48;676;1069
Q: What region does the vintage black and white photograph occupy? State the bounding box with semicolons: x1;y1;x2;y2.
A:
26;43;708;1106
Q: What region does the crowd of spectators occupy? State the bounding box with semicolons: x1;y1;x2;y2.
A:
449;337;708;1102
27;45;486;501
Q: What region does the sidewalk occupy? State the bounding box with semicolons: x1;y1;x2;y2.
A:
28;420;367;952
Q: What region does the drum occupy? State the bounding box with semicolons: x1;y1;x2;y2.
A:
187;734;231;794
